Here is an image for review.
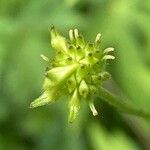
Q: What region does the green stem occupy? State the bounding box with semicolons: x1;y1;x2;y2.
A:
97;87;150;119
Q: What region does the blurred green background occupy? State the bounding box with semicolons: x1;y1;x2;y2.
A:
0;0;150;150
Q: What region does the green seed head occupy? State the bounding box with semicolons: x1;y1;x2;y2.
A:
30;26;115;123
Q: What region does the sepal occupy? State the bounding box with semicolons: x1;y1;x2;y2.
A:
46;64;78;87
30;88;58;108
79;80;89;98
50;26;67;52
68;89;81;123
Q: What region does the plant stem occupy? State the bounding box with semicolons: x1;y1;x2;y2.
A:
97;87;150;119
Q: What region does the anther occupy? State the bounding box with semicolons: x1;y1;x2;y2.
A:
95;33;101;42
69;29;74;41
74;29;79;38
89;103;98;116
40;54;49;62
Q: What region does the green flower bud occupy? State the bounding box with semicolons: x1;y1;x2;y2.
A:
79;80;89;98
30;27;115;123
68;89;80;123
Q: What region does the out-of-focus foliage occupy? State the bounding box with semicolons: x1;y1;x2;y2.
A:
0;0;149;150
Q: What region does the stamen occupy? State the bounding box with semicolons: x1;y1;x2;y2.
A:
102;55;115;60
69;29;74;41
89;103;98;116
74;29;79;38
103;47;114;54
40;54;49;62
95;33;101;42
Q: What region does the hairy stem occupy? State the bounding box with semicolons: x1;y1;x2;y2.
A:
97;87;150;119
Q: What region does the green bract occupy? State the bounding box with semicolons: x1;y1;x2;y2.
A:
30;26;115;123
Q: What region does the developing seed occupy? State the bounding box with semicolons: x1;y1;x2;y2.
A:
80;64;85;69
88;43;93;47
88;52;93;57
95;50;100;53
67;80;72;84
96;61;100;64
67;57;73;61
68;45;74;49
76;46;81;50
45;67;50;71
98;75;102;80
45;72;48;77
57;51;62;55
